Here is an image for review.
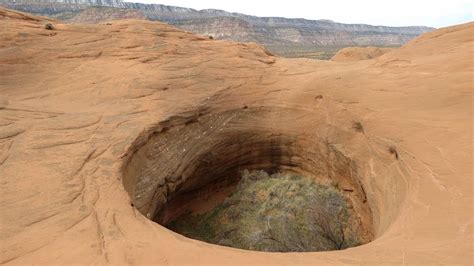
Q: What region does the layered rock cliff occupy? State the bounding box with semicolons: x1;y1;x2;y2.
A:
0;0;433;51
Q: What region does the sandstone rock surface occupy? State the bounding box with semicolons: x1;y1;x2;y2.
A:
0;7;472;265
331;47;393;62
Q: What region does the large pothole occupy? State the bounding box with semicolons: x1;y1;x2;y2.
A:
122;106;406;252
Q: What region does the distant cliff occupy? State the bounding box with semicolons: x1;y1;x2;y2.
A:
0;0;434;58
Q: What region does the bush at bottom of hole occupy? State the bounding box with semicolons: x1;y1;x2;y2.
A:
167;170;361;252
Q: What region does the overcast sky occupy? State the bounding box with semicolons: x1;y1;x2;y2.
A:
125;0;473;28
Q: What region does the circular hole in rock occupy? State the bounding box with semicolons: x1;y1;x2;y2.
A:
121;107;399;252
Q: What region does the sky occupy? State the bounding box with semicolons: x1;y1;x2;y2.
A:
125;0;473;28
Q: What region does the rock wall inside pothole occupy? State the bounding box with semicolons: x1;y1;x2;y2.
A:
166;170;363;252
122;107;410;252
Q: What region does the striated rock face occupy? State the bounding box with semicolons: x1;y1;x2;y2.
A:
65;6;146;23
0;7;472;265
170;16;432;47
0;0;433;53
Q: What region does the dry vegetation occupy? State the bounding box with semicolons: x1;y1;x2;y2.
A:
167;170;360;252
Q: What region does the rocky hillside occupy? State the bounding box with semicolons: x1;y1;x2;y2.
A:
65;6;146;23
0;0;434;58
